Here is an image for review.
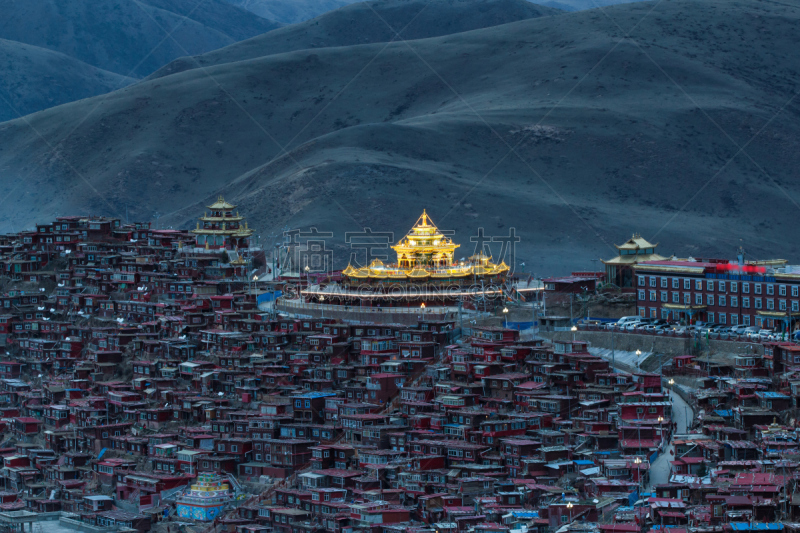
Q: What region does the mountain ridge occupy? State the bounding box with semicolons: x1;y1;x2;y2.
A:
0;38;135;123
222;0;362;24
0;0;281;78
149;0;562;79
0;0;799;272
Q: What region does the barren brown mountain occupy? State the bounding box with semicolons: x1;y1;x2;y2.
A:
0;39;134;122
1;0;799;273
0;0;281;77
150;0;562;79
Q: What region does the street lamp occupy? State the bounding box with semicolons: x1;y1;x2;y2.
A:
304;265;310;285
566;501;573;523
668;378;675;386
503;307;508;328
633;457;643;492
636;349;642;370
319;295;325;319
420;303;425;317
571;325;577;341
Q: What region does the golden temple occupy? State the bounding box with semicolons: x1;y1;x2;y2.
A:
191;197;253;250
342;211;509;281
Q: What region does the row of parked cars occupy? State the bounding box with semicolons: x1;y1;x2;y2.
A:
601;316;795;341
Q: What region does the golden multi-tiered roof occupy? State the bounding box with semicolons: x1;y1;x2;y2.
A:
392;210;459;268
191;196;253;249
342;211;509;281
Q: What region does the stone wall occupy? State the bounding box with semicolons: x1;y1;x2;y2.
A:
275;300;453;326
59;516;119;533
542;330;763;356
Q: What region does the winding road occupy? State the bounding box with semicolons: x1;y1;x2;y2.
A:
648;388;693;489
593;349;696;490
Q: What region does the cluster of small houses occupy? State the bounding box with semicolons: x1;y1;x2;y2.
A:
0;215;798;533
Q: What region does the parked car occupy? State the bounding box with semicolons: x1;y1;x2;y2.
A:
696;324;717;335
743;326;761;338
608;316;641;330
642;319;668;331
729;325;749;335
758;329;774;340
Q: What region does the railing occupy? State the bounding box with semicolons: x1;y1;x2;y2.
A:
576;323;787;344
662;366;708;377
276;299;453;319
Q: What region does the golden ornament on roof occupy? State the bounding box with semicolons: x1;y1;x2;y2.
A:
342;210;509;282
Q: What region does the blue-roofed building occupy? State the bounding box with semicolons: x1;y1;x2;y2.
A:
291;391;338;424
755;391;791;411
729;523;784;531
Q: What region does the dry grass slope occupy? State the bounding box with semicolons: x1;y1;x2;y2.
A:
149;0;562;78
0;0;280;78
0;0;799;273
223;0;363;25
0;39;135;122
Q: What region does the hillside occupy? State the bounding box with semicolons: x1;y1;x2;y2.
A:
0;39;134;122
223;0;362;24
533;0;642;11
0;0;280;78
150;0;562;78
1;0;799;272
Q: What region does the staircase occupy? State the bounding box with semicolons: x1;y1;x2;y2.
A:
198;467;310;533
225;473;244;493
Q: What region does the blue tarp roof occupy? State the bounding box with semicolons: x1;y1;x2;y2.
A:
510;511;539;518
755;391;789;398
294;392;337;398
730;524;783;531
574;460;595;465
714;410;732;417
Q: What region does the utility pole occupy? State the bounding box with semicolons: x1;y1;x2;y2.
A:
611;328;615;371
543;289;546;316
459;298;463;334
570;293;573;323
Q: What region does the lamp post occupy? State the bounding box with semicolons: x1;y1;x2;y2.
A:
668;378;675;429
420;302;425;319
636;349;642;371
634;456;643;494
571;325;577;341
503;307;508;328
319;295;325;319
566;501;573;523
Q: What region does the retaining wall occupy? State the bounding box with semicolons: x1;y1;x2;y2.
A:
60;517;120;533
275;301;452;326
542;330;763;356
